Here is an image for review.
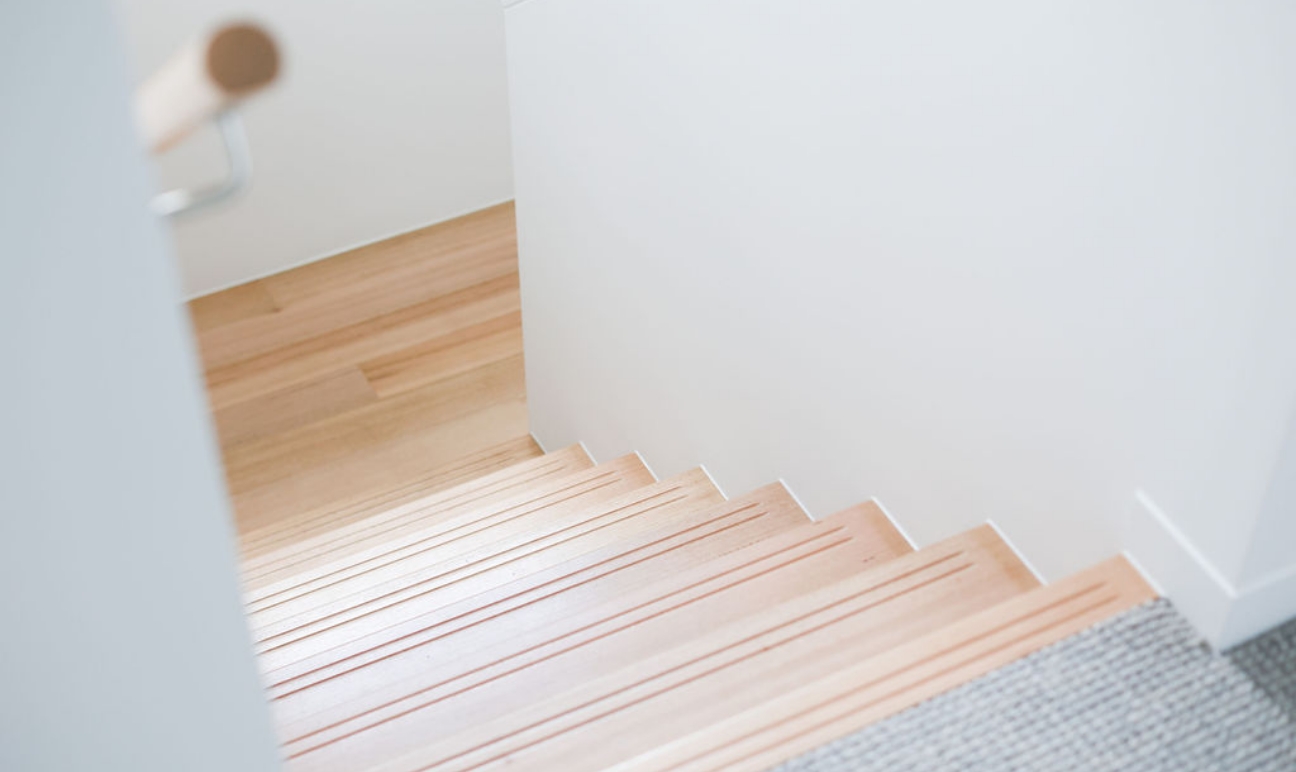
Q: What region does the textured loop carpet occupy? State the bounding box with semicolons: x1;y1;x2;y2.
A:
776;600;1296;772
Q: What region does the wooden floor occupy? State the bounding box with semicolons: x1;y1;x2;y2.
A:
188;202;538;539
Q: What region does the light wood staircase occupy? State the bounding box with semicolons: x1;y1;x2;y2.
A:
241;444;1154;771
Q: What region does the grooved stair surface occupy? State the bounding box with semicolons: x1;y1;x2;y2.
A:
266;489;905;729
291;524;1029;772
278;496;908;771
264;481;794;734
241;445;595;588
249;456;659;659
238;436;544;562
257;467;728;675
260;480;815;709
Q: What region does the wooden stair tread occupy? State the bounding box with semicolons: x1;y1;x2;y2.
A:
345;525;1038;772
605;556;1155;772
252;466;738;666
279;500;921;771
238;437;551;563
245;452;642;611
248;456;671;654
259;480;819;697
241;444;594;587
253;468;728;672
263;481;826;726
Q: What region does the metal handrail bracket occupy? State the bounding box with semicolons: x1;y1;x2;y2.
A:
150;111;252;219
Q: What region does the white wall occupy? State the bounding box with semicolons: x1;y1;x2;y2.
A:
1220;416;1296;645
0;2;281;769
505;0;1296;647
114;0;514;297
1243;417;1296;584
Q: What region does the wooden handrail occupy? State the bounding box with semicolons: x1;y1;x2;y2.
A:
135;22;280;154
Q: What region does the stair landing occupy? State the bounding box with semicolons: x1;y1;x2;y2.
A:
189;202;532;537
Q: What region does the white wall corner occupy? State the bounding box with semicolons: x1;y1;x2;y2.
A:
1121;490;1294;649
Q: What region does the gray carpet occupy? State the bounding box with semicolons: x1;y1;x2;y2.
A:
1233;616;1296;727
774;600;1296;772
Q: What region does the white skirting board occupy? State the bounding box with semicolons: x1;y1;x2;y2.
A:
538;426;1294;650
1125;490;1296;650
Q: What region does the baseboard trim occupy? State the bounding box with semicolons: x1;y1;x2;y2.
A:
1124;490;1296;649
535;432;1295;648
1221;561;1296;651
185;197;516;301
1124;490;1233;646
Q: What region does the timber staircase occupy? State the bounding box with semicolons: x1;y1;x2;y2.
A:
241;444;1155;771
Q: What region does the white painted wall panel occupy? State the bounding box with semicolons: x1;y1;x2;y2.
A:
116;0;515;297
0;3;280;768
506;0;1296;644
